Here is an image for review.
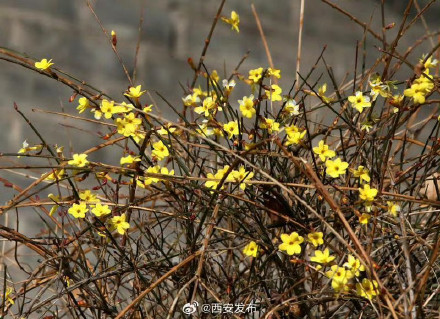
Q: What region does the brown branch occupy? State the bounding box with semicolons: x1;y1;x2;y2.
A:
114;252;200;319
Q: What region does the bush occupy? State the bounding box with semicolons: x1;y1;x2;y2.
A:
1;1;440;318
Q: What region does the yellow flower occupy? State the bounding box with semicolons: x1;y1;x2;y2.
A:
310;248;335;264
265;84;282;101
243;241;258;257
259;118;280;134
159;166;175;180
205;166;233;191
137;166;174;187
124;85;146;99
420;54;438;69
390;94;404;108
79;190;100;203
360;121;373;132
92;108;103;120
137;166;161;187
326;265;350;282
343;255;365;276
244;142;256;151
308;232;324;247
387;201;400;218
281;124;295;135
213;127;224;137
313;140;336;162
317;83;334;103
232;166;254;190
56;145;64;156
351;166;370;183
208;90;219;103
100;99;125;119
17;140;43;158
182;93;201;107
308;83;334;104
133;132;145;144
157;124;176;135
248;67;264;83
369;77;389;101
205;172;220;190
359;184;378;202
77;97;90;114
2;287;14;305
68;202;88;219
117;101;134;113
115;112;142;137
96;172;112;181
325;158;349;178
221;11;240;32
44;169;65;181
403;71;433;105
48;193;60;216
196;123;214;137
222;79;236;91
209;70;220;84
348;91;371;113
152;140;170;160
91;203;111;217
17;139;29;157
283;99;299;116
195;97;216;117
122;111;141;126
223;121;239;139
193;86;207;98
68;153;89;168
415;69;435;86
359;213;371;225
284;123;300;134
332;280;351;293
143;104;153;113
35;58;54;70
356;279;379;300
404;83;427;104
239;95;256;119
120;155;141;166
326;265;353;292
267;68;281;79
110;213;130;235
279;232;304;255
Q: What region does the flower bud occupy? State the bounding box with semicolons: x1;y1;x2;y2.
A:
111;30;117;46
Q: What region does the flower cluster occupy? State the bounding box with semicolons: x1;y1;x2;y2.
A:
137;165;174;188
66;190;129;234
18;27;440;316
244;229;380;299
205;165;253;191
324;255;379;299
404;69;435;104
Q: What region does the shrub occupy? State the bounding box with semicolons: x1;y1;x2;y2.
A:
1;1;440;318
